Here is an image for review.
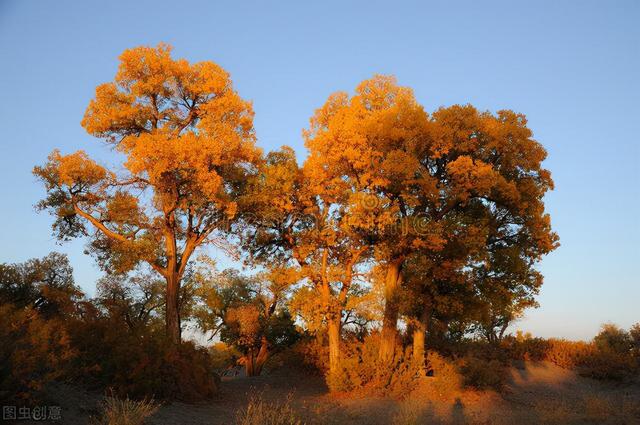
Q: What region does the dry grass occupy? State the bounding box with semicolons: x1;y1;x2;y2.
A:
534;397;577;424
91;396;159;425
235;391;303;425
584;395;614;421
391;400;426;425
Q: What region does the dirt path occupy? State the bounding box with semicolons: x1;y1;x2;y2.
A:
36;362;640;424
150;368;328;425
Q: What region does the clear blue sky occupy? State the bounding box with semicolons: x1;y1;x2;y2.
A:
0;0;637;340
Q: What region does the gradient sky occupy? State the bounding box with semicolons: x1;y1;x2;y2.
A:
0;0;638;340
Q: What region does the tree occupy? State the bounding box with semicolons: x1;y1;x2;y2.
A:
470;247;543;344
303;76;558;365
34;44;261;344
594;323;633;354
0;252;83;318
240;147;369;377
95;272;165;332
191;264;299;376
303;75;438;362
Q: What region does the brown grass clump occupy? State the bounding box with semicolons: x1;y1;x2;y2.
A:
391;399;427;425
91;396;159;425
235;391;303;425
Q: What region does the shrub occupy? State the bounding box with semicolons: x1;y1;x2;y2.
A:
424;351;462;397
630;323;640;358
209;342;242;370
582;324;637;380
542;335;637;381
69;316;218;401
579;349;636;381
290;336;328;375
235;391;303;425
326;334;422;398
0;304;76;402
593;323;632;354
91;396;159;425
543;339;594;369
501;332;549;361
459;356;507;390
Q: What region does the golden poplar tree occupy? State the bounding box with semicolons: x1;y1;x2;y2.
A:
241;147;369;376
34;44;260;344
304;76;558;364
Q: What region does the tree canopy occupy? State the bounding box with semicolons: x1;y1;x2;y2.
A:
34;44;261;344
33;45;558;380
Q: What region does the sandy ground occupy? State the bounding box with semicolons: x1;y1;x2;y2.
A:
30;362;640;425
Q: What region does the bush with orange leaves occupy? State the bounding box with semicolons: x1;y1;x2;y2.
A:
0;253;81;402
424;351;463;396
580;323;638;380
0;303;76;403
500;332;550;361
317;333;422;398
543;339;594;369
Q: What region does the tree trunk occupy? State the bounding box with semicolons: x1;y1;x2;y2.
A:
244;349;255;377
379;258;403;362
319;278;342;377
243;337;271;377
253;336;270;376
165;272;181;345
328;316;341;375
412;305;430;374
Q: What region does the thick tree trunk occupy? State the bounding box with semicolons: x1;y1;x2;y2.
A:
319;278;342;377
328;316;341;375
412;305;430;374
379;258;403;362
412;326;425;363
253;336;270;376
243;337;270;377
165;273;181;345
244;349;255;377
